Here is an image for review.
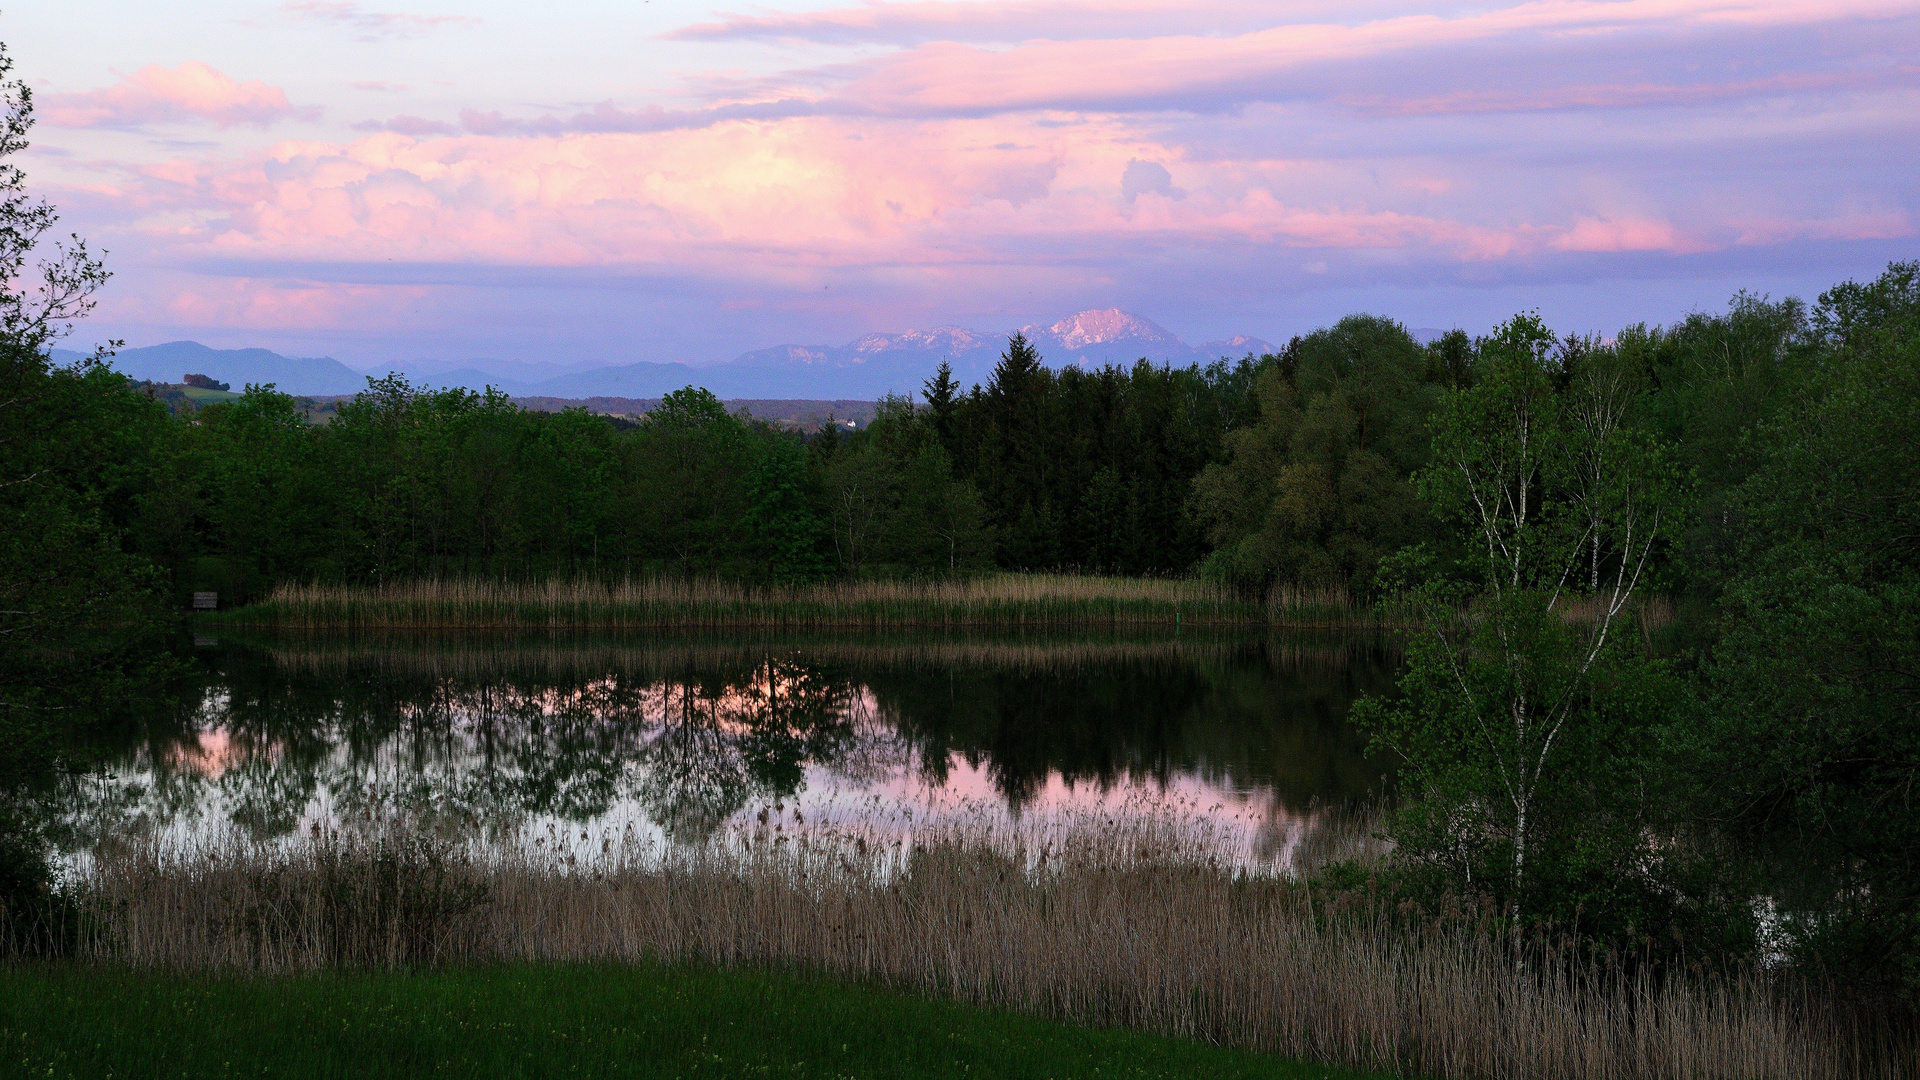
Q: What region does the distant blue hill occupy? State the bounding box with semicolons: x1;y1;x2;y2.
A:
41;309;1291;402
53;341;370;396
718;311;1277;398
530;360;737;400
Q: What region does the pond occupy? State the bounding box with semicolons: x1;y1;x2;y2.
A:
57;631;1399;874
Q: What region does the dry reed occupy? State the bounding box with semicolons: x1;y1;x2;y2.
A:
241;628;1390;682
60;815;1889;1080
203;575;1399;631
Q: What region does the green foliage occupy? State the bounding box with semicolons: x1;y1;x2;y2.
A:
745;437;831;584
1189;315;1437;596
1354;590;1718;951
1357;311;1698;953
0;46;178;951
1621;290;1812;610
925;339;1259;574
1348;266;1920;991
1685;262;1920;995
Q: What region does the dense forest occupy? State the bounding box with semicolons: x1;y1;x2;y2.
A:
88;342;1263;597
15;289;1873;614
1;37;1916;1014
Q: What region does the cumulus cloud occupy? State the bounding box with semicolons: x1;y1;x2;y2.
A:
1121;160;1184;202
94;118;1698;279
42;62;315;129
1551;217;1707;254
43;0;1920;352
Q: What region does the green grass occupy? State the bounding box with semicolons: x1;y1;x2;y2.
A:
0;963;1392;1080
177;385;244;404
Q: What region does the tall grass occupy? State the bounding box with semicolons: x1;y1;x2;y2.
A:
54;815;1898;1080
205;575;1399;631
244;627;1390;681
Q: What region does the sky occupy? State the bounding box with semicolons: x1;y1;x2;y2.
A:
10;0;1918;367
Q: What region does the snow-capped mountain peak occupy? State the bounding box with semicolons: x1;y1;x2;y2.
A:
1034;309;1181;349
847;326;991;355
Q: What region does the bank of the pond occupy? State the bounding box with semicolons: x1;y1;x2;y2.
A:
55;826;1865;1080
200;575;1402;631
0;962;1392;1080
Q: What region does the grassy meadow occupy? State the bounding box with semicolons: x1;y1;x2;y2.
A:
203;574;1396;631
0;962;1392;1080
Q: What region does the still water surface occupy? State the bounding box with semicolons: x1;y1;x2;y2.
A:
59;631;1397;872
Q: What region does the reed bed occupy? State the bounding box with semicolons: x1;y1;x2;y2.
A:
206;575;1397;631
55;815;1890;1080
240;628;1390;682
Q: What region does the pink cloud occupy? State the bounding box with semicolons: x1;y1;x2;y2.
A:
42;0;1916;349
682;0;1917;117
159;275;433;330
42;62;314;130
90;108;1889;287
94;119;1580;283
667;0;1911;48
1731;211;1913;245
1551;217;1708;254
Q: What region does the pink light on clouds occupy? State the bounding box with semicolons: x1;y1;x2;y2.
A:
19;0;1917;362
1731;211;1913;246
157;275;434;332
1551;217;1707;254
128;122;1074;271
115;120;1588;278
670;0;1915;46
42;62;314;129
700;0;1918;117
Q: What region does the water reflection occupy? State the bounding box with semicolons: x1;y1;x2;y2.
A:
59;632;1396;870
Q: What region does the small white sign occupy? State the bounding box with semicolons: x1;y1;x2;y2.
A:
192;591;219;610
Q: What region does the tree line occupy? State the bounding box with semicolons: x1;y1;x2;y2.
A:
0;318;1547;602
18;291;1854;616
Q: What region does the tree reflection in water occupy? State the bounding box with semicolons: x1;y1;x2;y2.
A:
634;658;866;840
56;633;1394;860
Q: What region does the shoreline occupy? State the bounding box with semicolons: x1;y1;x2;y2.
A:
198;574;1405;632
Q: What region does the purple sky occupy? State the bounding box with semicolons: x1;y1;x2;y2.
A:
13;0;1917;367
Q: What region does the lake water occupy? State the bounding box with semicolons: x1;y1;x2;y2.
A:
57;631;1398;874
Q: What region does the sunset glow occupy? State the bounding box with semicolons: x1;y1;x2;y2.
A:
13;0;1916;369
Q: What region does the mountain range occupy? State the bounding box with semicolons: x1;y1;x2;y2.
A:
49;310;1279;400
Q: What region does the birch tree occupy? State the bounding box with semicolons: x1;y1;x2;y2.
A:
1357;313;1688;951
